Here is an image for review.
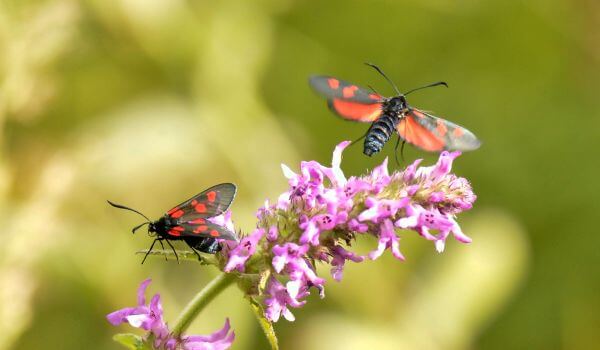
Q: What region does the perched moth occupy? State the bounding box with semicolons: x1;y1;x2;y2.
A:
109;183;237;263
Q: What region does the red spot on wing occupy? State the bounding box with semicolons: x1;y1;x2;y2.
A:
188;218;206;224
368;93;381;101
194;225;208;234
209;230;220;237
206;191;217;202
330;100;382;122
398;116;445;152
168;226;185;236
436;120;448;136
453;127;465;137
195;203;207;213
169;209;185;219
167;207;180;215
327;78;340;90
342;85;359;98
191;199;198;206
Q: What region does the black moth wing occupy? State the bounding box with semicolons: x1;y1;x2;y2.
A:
166;183;237;221
183;236;221;254
309;75;383;104
400;109;481;152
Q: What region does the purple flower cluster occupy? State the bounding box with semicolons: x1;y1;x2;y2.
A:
107;279;234;350
223;141;477;322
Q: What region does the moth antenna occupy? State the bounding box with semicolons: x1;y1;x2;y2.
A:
132;222;150;234
404;81;448;95
107;200;151;222
367;84;381;96
365;62;401;95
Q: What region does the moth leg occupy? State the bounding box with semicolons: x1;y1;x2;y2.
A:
393;136;401;166
400;139;406;162
350;125;372;147
394;135;408;166
158;240;168;261
164;239;179;264
142;239;158;265
190;247;203;261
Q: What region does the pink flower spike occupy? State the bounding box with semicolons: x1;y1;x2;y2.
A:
218;143;477;324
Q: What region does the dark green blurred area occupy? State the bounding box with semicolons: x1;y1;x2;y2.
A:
0;0;598;349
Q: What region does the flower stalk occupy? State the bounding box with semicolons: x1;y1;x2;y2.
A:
171;272;236;337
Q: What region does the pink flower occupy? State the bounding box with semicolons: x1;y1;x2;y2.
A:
330;245;364;281
264;277;307;322
107;279;235;350
369;219;405;260
272;243;325;298
224;228;265;272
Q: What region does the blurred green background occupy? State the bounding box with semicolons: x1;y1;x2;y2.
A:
1;0;598;349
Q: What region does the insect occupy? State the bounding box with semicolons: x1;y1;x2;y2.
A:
309;63;481;162
108;183;238;264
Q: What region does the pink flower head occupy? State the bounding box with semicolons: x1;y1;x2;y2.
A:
223;141;477;324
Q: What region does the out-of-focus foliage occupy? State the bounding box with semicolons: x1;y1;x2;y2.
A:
0;0;597;349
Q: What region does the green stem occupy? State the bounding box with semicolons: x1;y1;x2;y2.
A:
171;272;236;336
249;300;279;350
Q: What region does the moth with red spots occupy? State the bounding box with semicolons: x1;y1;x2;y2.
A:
309;63;481;160
108;183;237;263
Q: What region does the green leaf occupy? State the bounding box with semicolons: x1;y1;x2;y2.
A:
248;299;279;350
112;333;151;350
